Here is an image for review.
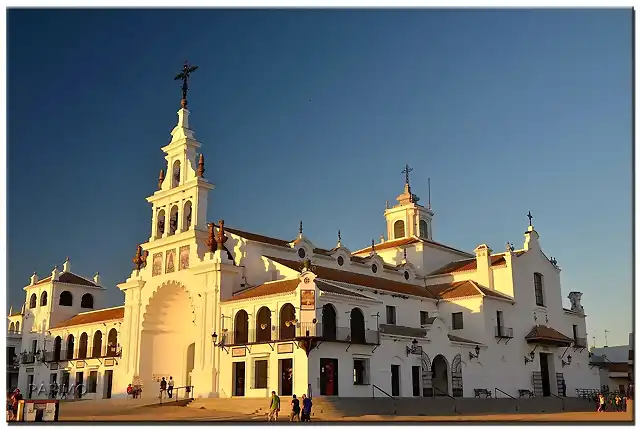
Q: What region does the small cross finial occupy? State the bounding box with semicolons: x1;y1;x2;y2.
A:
401;164;414;186
527;210;533;227
371;239;375;253
337;230;341;245
174;61;199;109
403;247;407;261
385;200;389;209
299;221;303;235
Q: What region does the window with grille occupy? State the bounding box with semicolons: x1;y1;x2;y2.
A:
254;360;268;389
386;306;397;325
353;359;369;385
393;220;405;239
452;312;463;330
534;273;544;307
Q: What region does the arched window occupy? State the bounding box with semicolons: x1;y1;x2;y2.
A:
419;220;427;238
256;307;272;343
172;160;181;188
168;205;178;236
92;331;103;358
65;335;75;360
9;322;15;333
533;272;545;307
29;293;37;309
40;291;48;306
279;303;296;340
156;209;166;238
234;310;249;345
78;333;88;359
53;336;62;361
393;220;405;239
350;308;366;344
322;304;337;341
183;200;193;231
107;328;118;357
80;293;94;309
15;322;19;333
59;291;73;306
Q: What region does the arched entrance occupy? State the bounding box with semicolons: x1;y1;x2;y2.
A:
431;354;449;396
139;282;197;390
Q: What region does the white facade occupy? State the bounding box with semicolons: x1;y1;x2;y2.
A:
10;97;600;402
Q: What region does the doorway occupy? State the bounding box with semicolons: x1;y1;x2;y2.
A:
49;373;58;399
431;354;449;396
411;366;420;396
27;375;34;399
280;359;293;396
75;372;84;398
391;365;401;397
233;362;245;397
103;370;113;399
61;372;70;398
320;358;338;396
539;353;551;397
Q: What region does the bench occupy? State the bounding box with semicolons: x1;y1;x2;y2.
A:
518;389;534;398
474;389;493;398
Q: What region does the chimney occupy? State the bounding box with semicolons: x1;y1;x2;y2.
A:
29;272;38;286
62;257;71;273
51;266;60;281
474;244;494;290
93;272;101;285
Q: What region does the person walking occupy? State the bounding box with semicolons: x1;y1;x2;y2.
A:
159;377;167;399
167;377;174;399
290;394;301;422
301;394;312;422
268;391;280;421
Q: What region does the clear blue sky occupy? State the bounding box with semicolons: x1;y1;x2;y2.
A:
7;9;632;346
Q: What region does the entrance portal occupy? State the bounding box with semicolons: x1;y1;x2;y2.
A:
540;353;551;396
139;282;197;390
233;362;245;396
320;358;338;396
280;359;293;396
431;354;449;396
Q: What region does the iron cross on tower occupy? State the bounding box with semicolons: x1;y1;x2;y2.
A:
401;164;413;186
174;61;199;108
527;210;533;227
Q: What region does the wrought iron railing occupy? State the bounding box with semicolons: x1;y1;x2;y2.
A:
495;326;514;338
573;337;587;348
222;322;379;346
44;345;121;362
20;353;35;364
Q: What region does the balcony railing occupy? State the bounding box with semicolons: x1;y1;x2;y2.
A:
573;337;587;348
495;326;514;338
42;345;121;362
222;322;379;346
20;353;35;364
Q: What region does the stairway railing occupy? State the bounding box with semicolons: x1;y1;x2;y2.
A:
433;386;457;413
549;392;565;411
495;387;519;411
372;384;395;400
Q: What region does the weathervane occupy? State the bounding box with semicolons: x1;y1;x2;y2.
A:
174;61;199;108
401;164;413;186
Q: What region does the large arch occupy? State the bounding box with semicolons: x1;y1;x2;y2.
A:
139;281;197;389
92;331;103;358
279;303;296;340
53;336;62;361
451;353;463;397
234;310;249;345
322;304;337;340
29;293;37;309
78;333;88;359
107;328;118;357
40;291;48;307
431;354;449;397
255;307;272;343
65;335;75;360
393;220;405;239
350;308;365;344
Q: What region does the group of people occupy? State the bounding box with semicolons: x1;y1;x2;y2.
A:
159;377;175;399
6;389;23;421
268;391;313;422
597;391;629;412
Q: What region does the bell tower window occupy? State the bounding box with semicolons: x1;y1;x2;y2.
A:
183;201;193;231
169;206;179;236
393;220;405;239
172;160;181;188
419;220;427;238
156;210;166;238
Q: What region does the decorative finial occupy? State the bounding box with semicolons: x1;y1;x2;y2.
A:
371;239;375;254
401;164;413;186
550;257;558;267
158;169;165;189
506;242;515;252
205;222;216;252
527;210;533;227
299;221;303;235
174;61;199;109
215;219;228;251
303;259;312;271
428;177;431;210
337;230;342;246
385;200;389;209
132;245;148;271
403;247;407;261
197;154;205;178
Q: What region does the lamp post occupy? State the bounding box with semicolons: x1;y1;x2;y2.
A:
469;345;481;361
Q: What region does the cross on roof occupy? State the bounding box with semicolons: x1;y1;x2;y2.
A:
527;210;533;227
401;164;413;186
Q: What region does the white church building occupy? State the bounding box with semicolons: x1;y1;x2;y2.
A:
9;84;600;401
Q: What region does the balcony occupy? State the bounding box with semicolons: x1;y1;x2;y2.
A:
221;322;379;346
573;337;587;348
43;345;121;362
20;353;35;364
495;326;514;338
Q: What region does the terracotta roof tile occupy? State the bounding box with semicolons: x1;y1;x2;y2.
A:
51;307;124;329
448;334;481;345
222;226;292;248
525;325;573;345
428;281;481;299
35;272;100;288
429;255;507;275
352;237;420;255
474;284;514;301
316;280;372;300
222;279;300;302
266;256;437;300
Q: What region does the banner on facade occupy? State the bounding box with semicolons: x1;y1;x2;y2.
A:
277;343;294;354
300;290;315;310
232;348;246;357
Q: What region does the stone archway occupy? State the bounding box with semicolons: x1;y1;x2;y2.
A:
431;354;449;396
139;282;197;390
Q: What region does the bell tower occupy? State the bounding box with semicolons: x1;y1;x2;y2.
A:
384;164;434;241
146;62;214;241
